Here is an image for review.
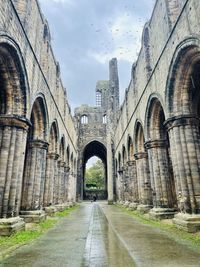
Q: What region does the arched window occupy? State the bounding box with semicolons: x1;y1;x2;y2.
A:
81;115;88;124
96;91;102;107
103;114;107;124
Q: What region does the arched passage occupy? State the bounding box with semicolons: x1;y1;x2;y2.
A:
134;121;152;209
145;97;177;216
81;141;107;200
21;96;48;213
0;42;29;219
43;121;59;206
166;40;200;214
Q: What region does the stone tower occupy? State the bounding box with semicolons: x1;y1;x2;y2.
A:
75;58;120;202
107;58;120;203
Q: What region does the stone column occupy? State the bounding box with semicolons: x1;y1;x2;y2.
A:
0;116;29;218
21;140;48;211
53;155;59;205
57;161;66;204
64;166;70;202
0;116;29;235
145;140;176;219
165;115;200;232
134;152;152;212
43;153;59;206
127;160;139;203
107;132;114;204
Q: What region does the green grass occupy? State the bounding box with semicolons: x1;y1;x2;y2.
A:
0;205;79;260
115;204;200;249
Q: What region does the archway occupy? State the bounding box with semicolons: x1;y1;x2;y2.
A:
166;41;200;214
145;97;177;213
82;141;107;200
0;42;29;219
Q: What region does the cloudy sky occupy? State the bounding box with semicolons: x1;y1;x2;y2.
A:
39;0;155;111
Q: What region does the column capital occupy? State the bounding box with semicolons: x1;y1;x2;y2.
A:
47;152;59;160
164;114;199;131
145;139;167;149
0;115;31;131
134;152;148;160
28;139;49;150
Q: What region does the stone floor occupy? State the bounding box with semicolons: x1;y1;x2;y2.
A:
1;202;200;267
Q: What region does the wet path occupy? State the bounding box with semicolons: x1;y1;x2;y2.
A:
1;203;200;267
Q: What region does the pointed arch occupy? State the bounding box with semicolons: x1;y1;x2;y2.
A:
49;120;59;153
0;38;29;116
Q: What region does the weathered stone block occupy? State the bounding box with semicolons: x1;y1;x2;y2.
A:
149;208;177;220
20;210;46;223
173;213;200;233
0;217;25;236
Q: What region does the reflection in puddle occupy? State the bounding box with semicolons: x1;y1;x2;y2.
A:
82;203;136;267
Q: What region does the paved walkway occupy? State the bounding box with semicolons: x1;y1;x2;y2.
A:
1;202;200;267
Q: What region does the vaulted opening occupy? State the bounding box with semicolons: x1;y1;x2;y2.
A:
82;141;107;200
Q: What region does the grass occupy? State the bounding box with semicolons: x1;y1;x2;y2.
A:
0;205;79;260
115;204;200;249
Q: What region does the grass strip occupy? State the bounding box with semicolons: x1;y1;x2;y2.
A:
115;204;200;249
0;205;79;260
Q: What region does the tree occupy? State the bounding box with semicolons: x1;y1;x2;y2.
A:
85;160;105;189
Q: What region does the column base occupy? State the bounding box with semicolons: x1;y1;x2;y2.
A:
123;201;130;208
137;204;152;214
149;207;177;220
173;212;200;233
44;206;57;216
20;210;46;223
128;202;139;211
108;200;113;205
0;217;25;236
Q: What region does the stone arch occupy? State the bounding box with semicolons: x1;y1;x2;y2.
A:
118;152;122;169
134;120;152;207
49;120;59;154
29;95;49;140
80;140;107;200
59;135;66;162
66;145;70;166
122;145;127;166
145;96;166;140
134;120;145;153
166;37;200;117
145;96;177;210
0;38;30;219
127;135;134;161
165;37;200;213
0;39;29;116
21;96;49;212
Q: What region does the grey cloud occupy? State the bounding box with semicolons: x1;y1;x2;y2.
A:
39;0;154;111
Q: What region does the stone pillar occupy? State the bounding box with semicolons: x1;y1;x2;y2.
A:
127;160;139;203
64;166;70;202
0;116;30;235
134;152;152;212
107;132;114;204
58;161;66;204
43;153;59;206
165;115;200;232
21;140;48;211
53;155;59;205
145;140;176;219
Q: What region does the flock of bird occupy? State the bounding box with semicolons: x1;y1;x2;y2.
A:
87;4;151;57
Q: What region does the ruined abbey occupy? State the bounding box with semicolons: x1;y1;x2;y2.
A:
1;0;200;236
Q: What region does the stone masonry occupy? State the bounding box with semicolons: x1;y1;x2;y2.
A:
1;0;200;235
